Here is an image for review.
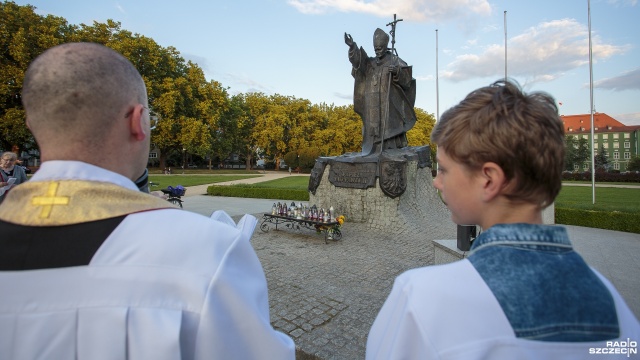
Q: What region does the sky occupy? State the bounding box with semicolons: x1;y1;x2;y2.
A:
14;0;640;125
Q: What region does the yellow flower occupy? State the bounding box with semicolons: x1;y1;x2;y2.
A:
337;215;345;225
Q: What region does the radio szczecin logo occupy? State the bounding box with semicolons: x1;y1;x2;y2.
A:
589;339;637;357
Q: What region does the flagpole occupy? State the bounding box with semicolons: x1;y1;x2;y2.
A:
436;29;439;123
588;0;595;204
504;11;507;81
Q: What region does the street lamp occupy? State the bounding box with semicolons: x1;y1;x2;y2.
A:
182;147;186;174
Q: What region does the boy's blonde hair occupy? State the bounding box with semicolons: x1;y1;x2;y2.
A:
431;80;565;208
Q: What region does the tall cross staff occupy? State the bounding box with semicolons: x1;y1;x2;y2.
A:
386;14;403;56
380;14;403;153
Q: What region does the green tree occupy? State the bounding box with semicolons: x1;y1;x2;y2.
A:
283;151;298;170
298;147;321;171
249;94;307;169
0;1;74;152
407;108;436;147
594;144;610;172
309;103;361;156
627;155;640;172
243;92;272;165
564;135;590;171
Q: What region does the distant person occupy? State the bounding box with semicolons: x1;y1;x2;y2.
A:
0;151;28;204
0;42;294;359
366;80;639;359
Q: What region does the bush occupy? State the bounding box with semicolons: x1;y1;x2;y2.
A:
556;207;640;234
207;185;309;201
298;148;321;172
561;171;640;183
283;151;298;169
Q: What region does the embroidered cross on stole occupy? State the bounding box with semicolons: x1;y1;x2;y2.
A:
0;180;175;226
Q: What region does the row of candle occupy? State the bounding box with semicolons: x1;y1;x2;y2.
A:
272;202;335;222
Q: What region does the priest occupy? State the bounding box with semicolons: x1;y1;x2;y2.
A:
0;43;294;359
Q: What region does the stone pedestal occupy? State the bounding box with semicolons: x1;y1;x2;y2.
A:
309;148;455;241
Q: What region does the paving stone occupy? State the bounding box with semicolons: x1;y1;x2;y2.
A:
251;214;455;360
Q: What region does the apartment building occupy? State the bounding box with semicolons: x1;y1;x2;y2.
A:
562;113;640;171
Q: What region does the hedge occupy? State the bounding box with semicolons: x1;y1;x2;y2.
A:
207;185;309;201
562;171;640;183
556;207;640;234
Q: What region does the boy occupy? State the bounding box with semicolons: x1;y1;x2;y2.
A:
366;80;639;359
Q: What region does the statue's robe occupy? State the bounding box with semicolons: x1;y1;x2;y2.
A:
349;46;417;155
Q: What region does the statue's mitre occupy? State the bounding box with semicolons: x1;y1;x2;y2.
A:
373;28;389;46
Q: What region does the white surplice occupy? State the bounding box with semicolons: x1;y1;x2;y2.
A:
0;161;294;359
366;260;640;360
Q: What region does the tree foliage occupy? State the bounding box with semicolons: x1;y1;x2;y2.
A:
564;135;591;171
594;144;610;172
0;1;73;152
627;156;640;172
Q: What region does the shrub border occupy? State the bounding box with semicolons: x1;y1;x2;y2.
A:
207;185;309;201
556;207;640;234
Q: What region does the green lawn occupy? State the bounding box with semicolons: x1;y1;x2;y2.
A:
148;174;261;188
556;186;640;213
230;176;310;190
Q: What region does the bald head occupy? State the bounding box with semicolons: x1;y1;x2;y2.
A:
22;42;147;150
22;43;150;179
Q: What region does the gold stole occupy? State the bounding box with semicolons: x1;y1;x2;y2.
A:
0;180;176;226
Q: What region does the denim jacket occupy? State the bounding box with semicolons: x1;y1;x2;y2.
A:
467;223;619;342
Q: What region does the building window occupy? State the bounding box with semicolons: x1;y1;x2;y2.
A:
625;152;631;159
614;162;620;170
625;142;630;148
603;134;609;139
573;135;579;140
614;152;620;159
574;164;580;170
583;163;589;171
603;143;609;149
149;152;158;158
583;134;589;139
613;133;619;139
624;133;630;139
613;142;619;149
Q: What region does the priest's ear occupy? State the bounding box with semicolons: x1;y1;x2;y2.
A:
128;104;147;142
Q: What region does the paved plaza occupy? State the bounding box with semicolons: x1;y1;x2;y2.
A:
177;173;640;359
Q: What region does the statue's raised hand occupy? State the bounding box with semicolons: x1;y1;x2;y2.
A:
344;33;354;47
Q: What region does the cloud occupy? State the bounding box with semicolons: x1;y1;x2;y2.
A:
333;91;353;100
594;68;640;91
182;53;210;72
442;19;628;83
287;0;491;22
115;3;126;14
223;73;273;93
615;112;640;126
415;74;434;81
607;0;638;7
